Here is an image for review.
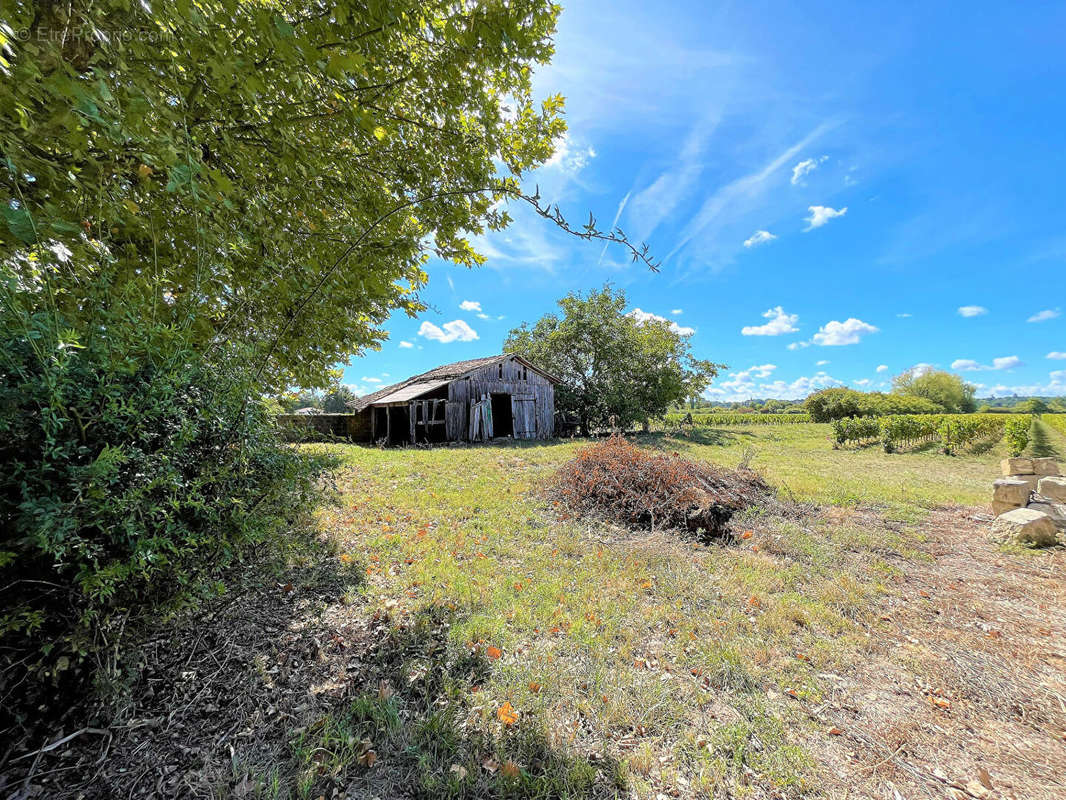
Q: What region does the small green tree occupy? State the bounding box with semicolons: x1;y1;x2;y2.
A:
504;286;722;434
892;368;977;413
804;388;865;422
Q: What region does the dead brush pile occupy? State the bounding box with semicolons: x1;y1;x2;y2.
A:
550;436;771;539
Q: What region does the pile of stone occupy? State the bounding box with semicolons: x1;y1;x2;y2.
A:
991;457;1066;546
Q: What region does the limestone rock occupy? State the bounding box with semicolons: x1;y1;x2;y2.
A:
1026;501;1066;530
1008;474;1040;491
990;508;1058;546
1037;476;1066;503
1032;457;1060;476
992;499;1023;516
1001;457;1034;476
993;478;1031;507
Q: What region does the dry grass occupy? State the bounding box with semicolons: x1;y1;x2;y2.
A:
5;423;1065;799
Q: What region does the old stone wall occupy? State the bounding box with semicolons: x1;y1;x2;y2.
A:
990;457;1065;546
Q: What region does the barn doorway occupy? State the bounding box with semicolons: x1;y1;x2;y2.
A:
490;393;513;438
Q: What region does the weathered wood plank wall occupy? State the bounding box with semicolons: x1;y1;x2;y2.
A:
446;356;555;439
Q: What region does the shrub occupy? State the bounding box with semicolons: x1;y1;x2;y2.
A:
0;308;324;733
549;436;770;538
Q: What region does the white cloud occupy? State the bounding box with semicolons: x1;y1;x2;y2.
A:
907;363;936;377
1048;352;1066;360
743;229;777;248
741;306;799;336
876;364;888;373
854;379;871;387
417;319;479;343
671;309;683;315
957;305;988;318
977;370;1066;398
627;308;695;336
1027;308;1061;323
950;355;1024;372
476;313;490;320
803;205;847;231
398;340;414;349
745;364;777;379
544;132;596;173
787;340;811;350
362;376;383;384
811;318;878;346
896;312;912;318
816;360;829;366
790;155;827;185
459;300;482;312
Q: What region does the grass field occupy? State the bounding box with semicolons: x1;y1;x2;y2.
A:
59;422;1066;799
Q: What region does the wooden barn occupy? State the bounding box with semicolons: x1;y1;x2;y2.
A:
347;354;559;445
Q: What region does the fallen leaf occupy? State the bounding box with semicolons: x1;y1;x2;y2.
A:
497;701;518;726
741;530;754;539
828;726;843;736
449;764;467;780
486;646;502;660
528;682;541;693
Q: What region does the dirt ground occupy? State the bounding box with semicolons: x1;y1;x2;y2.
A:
809;506;1066;800
2;506;1063;800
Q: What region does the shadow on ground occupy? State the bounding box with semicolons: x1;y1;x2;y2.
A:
1028;420;1062;459
3;552;620;799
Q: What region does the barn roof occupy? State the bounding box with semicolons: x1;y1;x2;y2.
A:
348;354;559;411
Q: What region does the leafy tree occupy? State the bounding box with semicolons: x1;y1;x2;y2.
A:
804;388;865;422
323;384;358;413
504;286;722;433
3;1;667;730
0;0;576;390
892;368;977;413
1014;398;1049;414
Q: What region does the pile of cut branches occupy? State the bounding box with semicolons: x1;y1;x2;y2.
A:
550;436;771;538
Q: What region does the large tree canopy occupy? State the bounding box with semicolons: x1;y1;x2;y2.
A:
892;368;977;413
504;286;722;433
1;0;566;388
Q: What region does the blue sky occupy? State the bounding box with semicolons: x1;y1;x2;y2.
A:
342;0;1066;401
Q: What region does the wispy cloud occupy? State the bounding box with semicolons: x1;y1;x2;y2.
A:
417;320;479;343
599;191;632;263
628;116;719;242
398;340;414;349
803;205;847;231
1048;352;1066;360
666;123;836;263
741;306;799;336
790;155;827;185
876;364;888;372
671;309;683;315
1027;308;1061;323
743;230;777;248
459;300;482;312
957;305;988;318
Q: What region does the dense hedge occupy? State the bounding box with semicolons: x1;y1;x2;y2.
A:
805;388;943;422
0;309;323;733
